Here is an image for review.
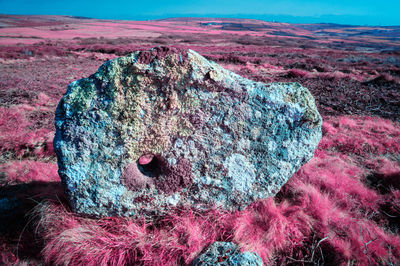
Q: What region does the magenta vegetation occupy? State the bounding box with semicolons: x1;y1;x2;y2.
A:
16;115;396;266
0;15;399;265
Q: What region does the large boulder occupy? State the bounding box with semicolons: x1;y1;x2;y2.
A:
54;46;322;217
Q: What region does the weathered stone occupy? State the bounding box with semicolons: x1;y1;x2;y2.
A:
54;46;322;217
192;241;263;266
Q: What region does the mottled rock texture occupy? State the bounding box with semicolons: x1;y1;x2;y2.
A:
192;242;263;266
54;46;322;217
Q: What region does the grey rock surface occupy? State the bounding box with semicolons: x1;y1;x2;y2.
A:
192;242;263;266
54;46;322;217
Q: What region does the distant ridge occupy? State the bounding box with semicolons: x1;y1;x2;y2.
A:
0;14;398;43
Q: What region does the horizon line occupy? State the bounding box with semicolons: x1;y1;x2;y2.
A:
1;13;399;27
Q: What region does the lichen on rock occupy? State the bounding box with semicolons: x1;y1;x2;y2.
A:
54;46;322;217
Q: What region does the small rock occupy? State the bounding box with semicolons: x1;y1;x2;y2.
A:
192;242;263;266
54;46;322;217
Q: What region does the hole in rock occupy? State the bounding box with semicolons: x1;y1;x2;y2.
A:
137;154;162;178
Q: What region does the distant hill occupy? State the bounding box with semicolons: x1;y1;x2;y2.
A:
0;14;399;47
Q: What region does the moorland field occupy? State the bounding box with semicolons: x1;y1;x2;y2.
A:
0;15;399;265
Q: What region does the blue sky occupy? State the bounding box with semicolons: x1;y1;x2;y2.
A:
0;0;399;25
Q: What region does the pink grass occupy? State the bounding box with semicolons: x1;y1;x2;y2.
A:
23;115;399;265
0;105;55;158
0;160;59;186
320;116;400;156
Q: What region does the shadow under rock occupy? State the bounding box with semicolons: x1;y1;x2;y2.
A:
0;181;65;261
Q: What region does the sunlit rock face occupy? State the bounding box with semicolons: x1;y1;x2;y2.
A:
54;46;322;217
